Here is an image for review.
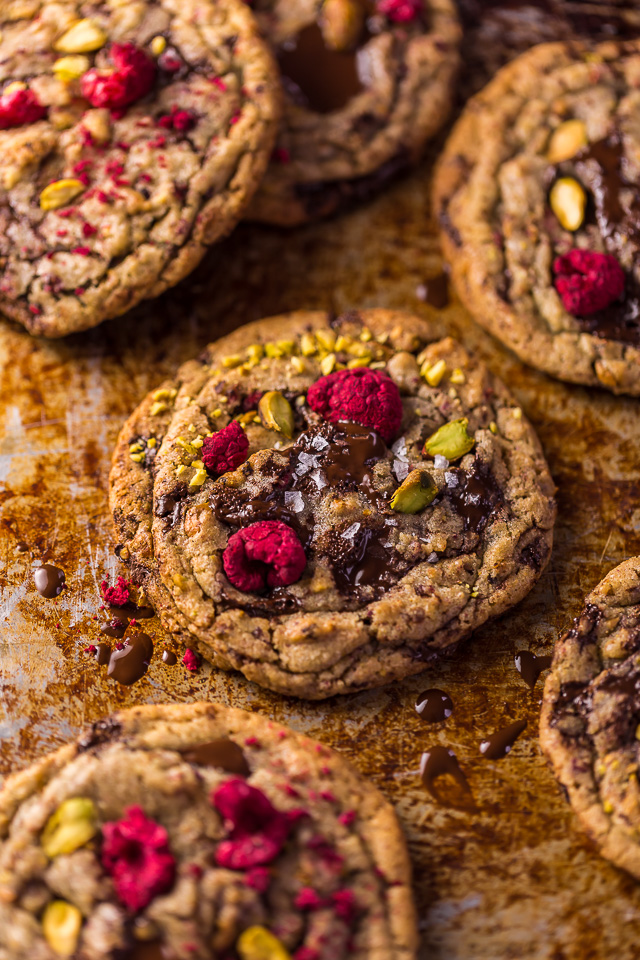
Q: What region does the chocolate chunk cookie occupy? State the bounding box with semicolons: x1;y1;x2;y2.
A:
109;308;556;699
0;0;281;337
0;702;417;959
540;557;640;880
433;40;640;395
245;0;460;226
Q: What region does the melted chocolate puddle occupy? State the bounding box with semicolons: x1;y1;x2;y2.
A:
420;745;472;804
479;719;527;759
290;420;387;495
181;738;250;775
515;651;552;691
34;563;65;598
15;541;29;553
107;631;153;686
448;463;503;533
329;523;396;594
278;23;365;114
415;689;454;722
101;619;127;640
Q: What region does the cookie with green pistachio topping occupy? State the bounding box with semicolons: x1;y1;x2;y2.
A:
0;701;418;959
109;308;556;699
540;557;640;880
0;0;281;337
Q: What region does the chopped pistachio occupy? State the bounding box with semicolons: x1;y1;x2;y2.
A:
549;177;586;231
175;438;196;456
130;452;145;463
259;391;294;438
334;334;351;352
512;407;522;420
315;329;336;352
42;901;83;957
347;356;371;368
236;926;291;960
247;343;264;361
320;353;336;376
53;54;90;81
423;418;475;461
489;421;498;434
360;327;372;342
39;178;85;211
176;464;187;476
152;388;177;401
370;361;386;369
300;333;316;356
42;798;97;858
222;354;243;369
264;342;283;358
150;35;166;56
450;368;466;385
547;119;588;164
291;355;306;374
390;469;438;514
211;408;222;418
189;465;208;489
603;800;614;814
191;437;203;448
54;18;108;53
146;437;157;448
276;339;295;355
237;410;257;427
129;442;143;453
149;401;168;417
3;80;26;95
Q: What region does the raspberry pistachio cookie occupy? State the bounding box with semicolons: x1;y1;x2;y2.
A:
0;702;417;959
540;557;640;880
109;308;556;699
433;40;640;395
0;0;280;337
245;0;460;226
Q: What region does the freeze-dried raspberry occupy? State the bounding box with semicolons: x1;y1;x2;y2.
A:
101;806;175;912
157;107;197;132
81;43;156;110
100;576;131;607
222;521;306;593
201;421;249;476
0;88;46;129
182;648;200;672
553;249;625;316
244;866;271;892
377;0;422;22
211;778;305;869
307;367;402;443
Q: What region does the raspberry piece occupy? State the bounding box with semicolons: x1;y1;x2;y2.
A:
222;521;306;593
306;367;402;443
101;806;175;912
244;866;271;892
211;778;305;869
377;0;422;22
553;249;625;316
157;107;197;132
100;576;131;607
0;88;46;128
182;648;200;672
201;421;249;476
81;43;156;110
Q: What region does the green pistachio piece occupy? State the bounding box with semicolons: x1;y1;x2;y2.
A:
42;901;83;956
41;798;97;859
423;418;475;461
390;469;438;514
258;391;294;439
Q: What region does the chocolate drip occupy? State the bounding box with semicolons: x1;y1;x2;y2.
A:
162;650;177;665
181;738;250;775
278;23;365;115
448;462;502;533
94;642;112;666
479;719;527;759
101;620;127;640
107;631;153;686
515;651;552;691
15;541;28;553
329;524;397;594
290;420;387;494
34;563;65;598
420;745;472;802
415;689;454;722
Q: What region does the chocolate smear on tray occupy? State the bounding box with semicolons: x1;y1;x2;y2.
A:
107;631;153;686
94;642;112;666
515;651;552;691
420;745;472;802
34;563;66;598
415;689;454;722
181;738;250;775
101;619;127;640
279;23;365;115
479;719;527;759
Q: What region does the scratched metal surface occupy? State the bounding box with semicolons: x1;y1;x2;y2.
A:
2;129;640;960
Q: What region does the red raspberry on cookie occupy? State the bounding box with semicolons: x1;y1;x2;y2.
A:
0;87;45;128
201;420;249;476
101;806;175;911
80;42;156;110
223;521;306;593
307;367;403;443
553;249;625;316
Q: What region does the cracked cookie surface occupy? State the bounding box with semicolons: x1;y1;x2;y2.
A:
245;0;460;226
0;701;418;959
109;308;556;699
0;0;281;337
540;557;640;880
433;40;640;395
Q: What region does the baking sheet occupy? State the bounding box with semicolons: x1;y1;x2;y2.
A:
2;143;640;958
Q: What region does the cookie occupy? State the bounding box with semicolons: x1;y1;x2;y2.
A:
0;701;417;959
245;0;460;226
433;40;640;396
109;308;556;699
0;0;280;338
457;1;640;98
540;557;640;880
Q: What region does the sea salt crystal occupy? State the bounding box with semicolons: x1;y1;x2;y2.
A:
284;491;305;514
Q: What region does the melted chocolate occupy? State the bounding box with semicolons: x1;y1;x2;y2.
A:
126;942;165;960
15;541;28;553
290;420;387;495
278;23;365;115
479;719;527;759
34;563;65;598
420;745;471;802
162;650;177;665
329;523;397;594
181;738;250;775
417;273;450;309
415;689;454;722
448;462;502;533
95;642;112;665
107;631;153;686
101;620;126;640
515;651;552;691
